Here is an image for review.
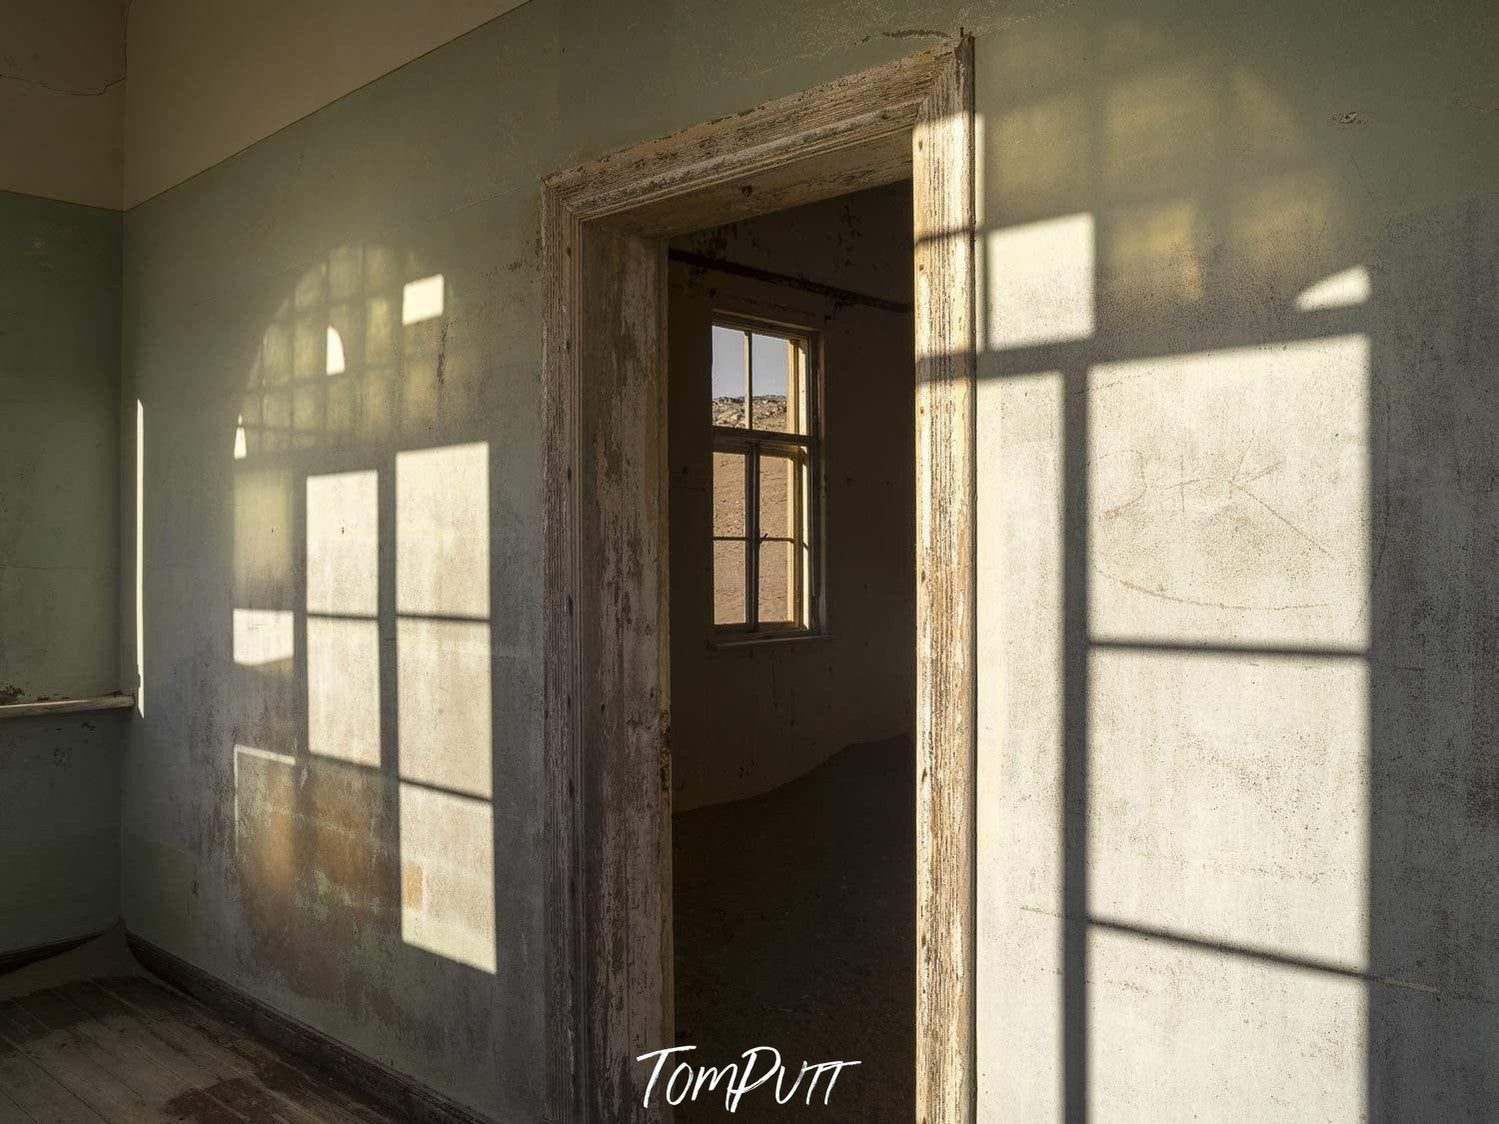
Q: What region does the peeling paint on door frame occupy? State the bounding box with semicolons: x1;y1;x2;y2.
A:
541;41;975;1122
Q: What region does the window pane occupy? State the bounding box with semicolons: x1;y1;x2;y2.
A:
750;332;792;432
713;540;746;625
713;451;746;536
711;326;747;427
758;539;796;624
758;451;797;540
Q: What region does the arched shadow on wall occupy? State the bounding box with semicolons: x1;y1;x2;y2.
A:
150;234;546;1107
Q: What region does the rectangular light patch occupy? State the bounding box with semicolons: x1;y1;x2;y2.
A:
306;470;378;617
987;213;1095;349
402;274;445;325
399;782;496;973
232;609;294;666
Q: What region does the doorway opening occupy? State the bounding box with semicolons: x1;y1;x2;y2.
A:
667;183;917;1120
540;43;974;1122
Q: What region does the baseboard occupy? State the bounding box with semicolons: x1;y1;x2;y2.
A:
126;933;494;1124
0;931;102;976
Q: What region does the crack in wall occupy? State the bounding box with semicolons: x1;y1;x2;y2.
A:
0;72;124;99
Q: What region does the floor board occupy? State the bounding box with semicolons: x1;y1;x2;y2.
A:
0;979;400;1124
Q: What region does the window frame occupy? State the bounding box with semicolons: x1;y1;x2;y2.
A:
708;312;825;641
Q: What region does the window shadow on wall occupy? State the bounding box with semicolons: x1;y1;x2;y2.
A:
218;240;537;1096
972;8;1498;1119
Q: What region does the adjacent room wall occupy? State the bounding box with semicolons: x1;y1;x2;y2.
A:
0;188;124;955
667;185;915;810
0;0;124;966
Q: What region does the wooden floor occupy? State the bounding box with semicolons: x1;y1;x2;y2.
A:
0;976;400;1123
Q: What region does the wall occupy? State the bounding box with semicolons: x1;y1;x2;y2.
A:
667;185;915;810
118;7;949;1116
114;0;1498;1119
973;2;1499;1120
0;189;124;954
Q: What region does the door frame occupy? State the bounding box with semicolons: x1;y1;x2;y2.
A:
541;41;975;1122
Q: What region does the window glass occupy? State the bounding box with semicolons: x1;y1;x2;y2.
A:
758;451;797;540
750;332;792;432
711;325;747;427
713;540;746;625
713;451;746;536
757;540;795;624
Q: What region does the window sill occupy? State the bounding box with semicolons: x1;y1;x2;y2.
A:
709;630;831;651
0;693;135;720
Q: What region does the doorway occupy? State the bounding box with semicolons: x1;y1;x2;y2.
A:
540;43;975;1123
667;183;917;1120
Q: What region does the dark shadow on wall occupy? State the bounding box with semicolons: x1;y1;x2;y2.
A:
1364;198;1499;1119
971;3;1499;1118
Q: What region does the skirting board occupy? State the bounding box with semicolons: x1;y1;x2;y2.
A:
0;931;102;976
126;934;493;1124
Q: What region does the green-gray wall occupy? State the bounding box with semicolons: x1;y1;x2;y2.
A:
0;189;123;956
117;0;1498;1119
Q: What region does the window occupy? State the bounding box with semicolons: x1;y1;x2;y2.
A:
710;319;819;636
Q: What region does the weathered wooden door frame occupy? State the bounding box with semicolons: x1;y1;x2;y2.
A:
542;42;975;1123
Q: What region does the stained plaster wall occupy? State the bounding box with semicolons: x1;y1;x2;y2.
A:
0;189;123;954
667;184;915;811
116;0;1499;1119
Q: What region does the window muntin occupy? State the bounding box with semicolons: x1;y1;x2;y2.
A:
710;320;818;635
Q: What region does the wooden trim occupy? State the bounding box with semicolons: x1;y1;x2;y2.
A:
542;186;587;1123
542;46;954;237
542;42;975;1123
126;935;492;1124
0;694;134;720
0;932;104;976
912;39;976;1124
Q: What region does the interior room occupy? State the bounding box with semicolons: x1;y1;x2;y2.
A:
667;185;916;1120
0;1;1496;1122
